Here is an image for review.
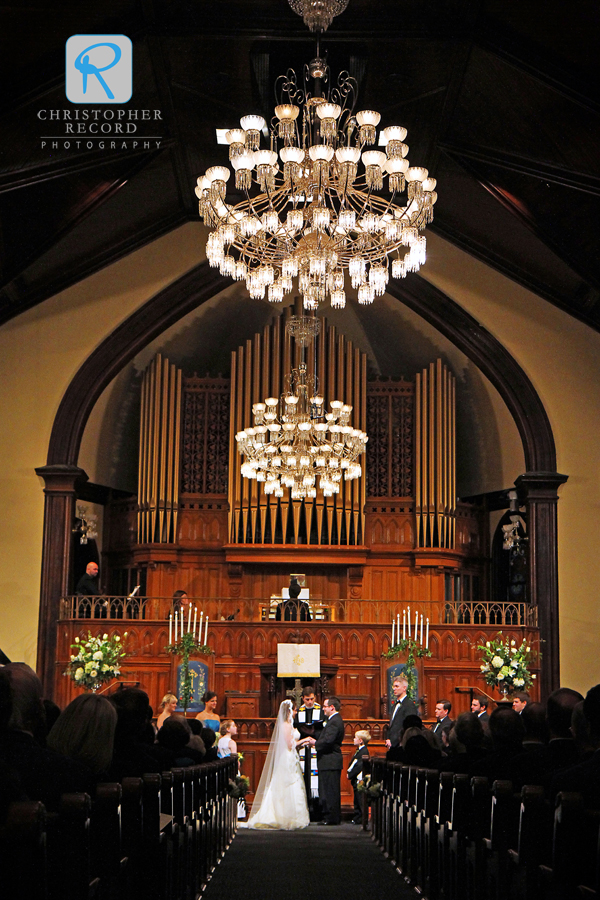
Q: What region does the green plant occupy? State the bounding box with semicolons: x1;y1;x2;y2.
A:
477;633;538;693
227;775;250;800
357;776;381;799
382;637;432;700
66;631;128;691
165;631;212;712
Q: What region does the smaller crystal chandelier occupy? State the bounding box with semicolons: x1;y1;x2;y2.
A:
235;317;368;499
288;0;349;32
72;504;98;545
502;491;527;554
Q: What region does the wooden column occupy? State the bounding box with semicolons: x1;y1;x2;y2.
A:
515;471;568;700
35;464;88;698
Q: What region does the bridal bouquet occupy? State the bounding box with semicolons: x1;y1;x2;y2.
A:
66;631;128;692
478;633;537;693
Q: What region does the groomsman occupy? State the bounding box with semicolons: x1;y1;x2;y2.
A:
386;676;419;759
310;697;344;825
431;700;453;748
294;687;324;819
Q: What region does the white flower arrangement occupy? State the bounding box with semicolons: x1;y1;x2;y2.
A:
66;631;128;691
477;633;538;693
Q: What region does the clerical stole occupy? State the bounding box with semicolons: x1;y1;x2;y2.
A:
297;706;323;797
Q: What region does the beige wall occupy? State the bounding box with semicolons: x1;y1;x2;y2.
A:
1;225;597;694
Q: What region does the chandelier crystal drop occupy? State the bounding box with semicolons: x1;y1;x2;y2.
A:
235;318;367;498
196;17;436;312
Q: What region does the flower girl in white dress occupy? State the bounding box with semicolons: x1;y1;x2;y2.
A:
247;699;311;830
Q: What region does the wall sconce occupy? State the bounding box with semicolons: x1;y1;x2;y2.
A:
502;490;527;553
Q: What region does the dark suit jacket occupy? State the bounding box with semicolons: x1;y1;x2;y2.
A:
388;696;419;747
432;715;453;734
478;711;490;725
315;712;344;770
347;745;369;784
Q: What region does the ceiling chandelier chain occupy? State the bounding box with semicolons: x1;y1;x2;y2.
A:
235;318;368;500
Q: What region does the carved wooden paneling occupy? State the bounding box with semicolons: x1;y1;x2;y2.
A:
181;377;230;495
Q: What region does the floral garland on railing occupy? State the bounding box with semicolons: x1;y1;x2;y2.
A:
382;637;432;701
165;631;212;713
357;775;382;800
477;632;538;695
66;631;128;692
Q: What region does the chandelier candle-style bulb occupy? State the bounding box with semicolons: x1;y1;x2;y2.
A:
254;149;278;192
274;103;300;138
356;110;381;145
205;166;230;202
226;128;247;159
232;150;255;190
362;150;386;190
280;146;305;183
316;102;341;139
240;115;266;150
406;167;428;201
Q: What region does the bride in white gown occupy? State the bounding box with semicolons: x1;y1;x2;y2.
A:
247;699;311;830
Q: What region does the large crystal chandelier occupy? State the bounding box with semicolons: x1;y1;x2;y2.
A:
235;317;368;499
288;0;349;32
195;9;437;312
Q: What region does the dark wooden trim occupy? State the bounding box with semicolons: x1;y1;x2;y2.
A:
387;276;557;472
35;465;87;694
47;262;229;466
515;472;568;698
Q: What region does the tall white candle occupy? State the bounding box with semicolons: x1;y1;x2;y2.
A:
174;612;178;643
407;607;411;638
403;610;406;639
425;618;429;649
420;614;424;645
392;619;395;646
415;610;418;639
169;613;172;645
188;603;192;634
193;607;197;640
204;616;208;645
397;614;400;642
199;612;203;642
180;609;184;639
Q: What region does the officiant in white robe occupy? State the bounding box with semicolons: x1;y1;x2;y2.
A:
294;687;324;820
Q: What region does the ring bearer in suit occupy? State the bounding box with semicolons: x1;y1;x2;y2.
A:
385;676;419;760
347;729;371;824
309;696;344;825
294;687;324;820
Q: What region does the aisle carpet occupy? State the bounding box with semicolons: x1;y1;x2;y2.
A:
202;823;415;900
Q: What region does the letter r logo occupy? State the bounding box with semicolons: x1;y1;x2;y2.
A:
66;35;132;103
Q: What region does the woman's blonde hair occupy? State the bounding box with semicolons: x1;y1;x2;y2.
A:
160;692;178;710
355;729;371;744
219;719;235;735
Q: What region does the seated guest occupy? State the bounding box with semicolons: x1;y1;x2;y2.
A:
519;701;549;749
109;688;172;780
401;727;442;767
0;663;92;810
471;707;525;781
217;720;238;758
552;684;600;807
156;716;203;766
47;693;117;782
276;578;311;621
509;687;583;790
439;712;487;774
195;691;221;731
570;700;595;761
471;695;490;723
200;724;218;762
156;692;178;731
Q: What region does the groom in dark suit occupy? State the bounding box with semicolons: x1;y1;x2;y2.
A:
311;696;344;825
